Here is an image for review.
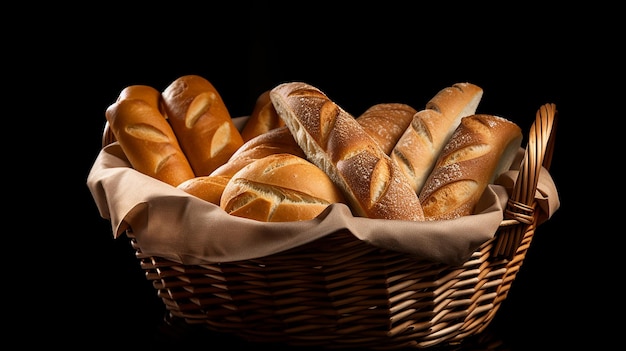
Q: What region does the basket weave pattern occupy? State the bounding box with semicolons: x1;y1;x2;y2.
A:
114;103;556;349
130;220;535;349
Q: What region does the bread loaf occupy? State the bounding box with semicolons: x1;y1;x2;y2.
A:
419;114;522;220
220;153;346;222
115;84;162;109
270;82;425;221
105;85;195;187
161;75;244;176
391;82;483;193
176;175;230;205
104;86;163;147
356;103;417;154
240;90;285;142
210;126;305;178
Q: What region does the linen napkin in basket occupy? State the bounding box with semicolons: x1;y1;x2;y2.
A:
87;141;559;266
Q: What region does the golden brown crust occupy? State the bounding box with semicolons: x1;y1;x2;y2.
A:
240;90;285;142
116;85;163;111
419;114;522;220
270;82;425;221
176;175;230;205
161;75;244;176
425;82;484;121
105;96;195;187
391;82;483;193
220;153;346;222
210;126;306;178
357;103;417;154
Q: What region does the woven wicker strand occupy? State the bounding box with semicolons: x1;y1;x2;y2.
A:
103;102;558;349
495;103;557;259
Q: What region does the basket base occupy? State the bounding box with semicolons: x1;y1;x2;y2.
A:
131;217;537;349
151;313;510;350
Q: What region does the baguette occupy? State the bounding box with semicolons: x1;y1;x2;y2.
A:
356;103;417;154
210;126;305;178
391;82;483;193
161;75;244;176
220;153;346;222
270;82;424;221
116;84;162;109
419;114;522;220
240;89;285;142
105;85;195;187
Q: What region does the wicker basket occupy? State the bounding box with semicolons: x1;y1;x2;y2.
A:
100;103;558;349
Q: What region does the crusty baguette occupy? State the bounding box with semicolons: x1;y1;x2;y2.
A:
161;75;244;176
356;103;417;154
270;82;425;221
116;84;162;109
240;89;285;142
176;175;231;205
419;114;522;220
105;85;195;187
391;82;483;193
104;84;166;145
210;126;305;178
220;153;346;222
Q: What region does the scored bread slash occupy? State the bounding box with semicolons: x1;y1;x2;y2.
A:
210;126;306;178
240;89;286;142
391;82;484;194
356;102;417;155
220;153;346;222
105;85;195;187
161;75;244;177
419;114;522;221
270;82;425;221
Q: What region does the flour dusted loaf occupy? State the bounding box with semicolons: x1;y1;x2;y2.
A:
419;114;522;220
270;82;425;221
391;82;484;194
356;103;417;154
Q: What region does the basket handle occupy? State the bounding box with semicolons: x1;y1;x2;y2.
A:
493;102;558;259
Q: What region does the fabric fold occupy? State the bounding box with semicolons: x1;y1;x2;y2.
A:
87;141;559;266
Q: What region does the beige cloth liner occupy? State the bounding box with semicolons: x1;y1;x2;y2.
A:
87;117;559;266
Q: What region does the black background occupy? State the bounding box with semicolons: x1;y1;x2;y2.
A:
36;2;614;349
